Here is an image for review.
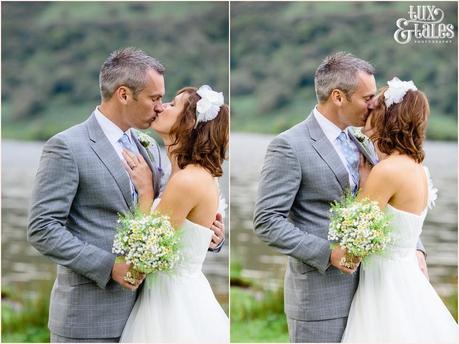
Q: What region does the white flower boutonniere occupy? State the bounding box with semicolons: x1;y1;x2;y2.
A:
352;127;367;144
348;127;379;166
135;131;164;176
137;132;155;149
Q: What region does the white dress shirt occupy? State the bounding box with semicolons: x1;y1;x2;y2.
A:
94;107;138;159
94;107;140;201
313;107;357;191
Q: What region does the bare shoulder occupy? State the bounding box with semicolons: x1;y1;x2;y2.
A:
369;155;415;185
371;158;399;175
168;165;216;194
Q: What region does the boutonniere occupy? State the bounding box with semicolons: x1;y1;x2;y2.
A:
136;131;164;176
137;132;155;149
348;127;379;166
351;127;367;143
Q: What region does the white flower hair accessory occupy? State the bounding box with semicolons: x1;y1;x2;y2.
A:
384;77;417;108
195;85;224;128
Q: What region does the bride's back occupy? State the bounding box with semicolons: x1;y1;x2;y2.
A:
182;165;219;227
163;164;219;229
381;154;428;215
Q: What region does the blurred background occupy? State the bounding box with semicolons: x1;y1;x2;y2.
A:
1;2;229;342
230;2;458;342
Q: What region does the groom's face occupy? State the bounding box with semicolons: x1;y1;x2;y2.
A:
341;71;376;127
125;69;165;129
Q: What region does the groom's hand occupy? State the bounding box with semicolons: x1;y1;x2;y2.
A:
416;250;429;280
209;212;225;249
112;261;144;291
330;246;360;274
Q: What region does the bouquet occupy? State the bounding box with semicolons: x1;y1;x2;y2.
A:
328;193;392;269
112;210;181;284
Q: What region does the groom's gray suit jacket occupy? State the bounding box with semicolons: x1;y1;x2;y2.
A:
27;112;166;339
254;113;360;322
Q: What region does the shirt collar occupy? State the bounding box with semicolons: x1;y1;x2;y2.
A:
94;107;134;145
313;106;347;142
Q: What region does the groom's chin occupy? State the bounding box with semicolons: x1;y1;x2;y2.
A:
136;122;153;130
354;117;367;127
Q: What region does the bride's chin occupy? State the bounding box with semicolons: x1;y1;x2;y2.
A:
150;123;161;132
150;127;170;140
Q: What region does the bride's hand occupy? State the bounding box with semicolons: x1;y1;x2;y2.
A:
358;154;372;190
122;150;154;211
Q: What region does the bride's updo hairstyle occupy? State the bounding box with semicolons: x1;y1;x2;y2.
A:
369;87;429;163
168;87;229;177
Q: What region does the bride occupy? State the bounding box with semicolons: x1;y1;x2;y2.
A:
119;85;229;343
342;78;458;343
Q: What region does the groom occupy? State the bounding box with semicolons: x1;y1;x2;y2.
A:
27;47;224;342
253;52;427;343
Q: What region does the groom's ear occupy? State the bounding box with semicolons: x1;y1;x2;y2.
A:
117;86;129;104
330;89;343;106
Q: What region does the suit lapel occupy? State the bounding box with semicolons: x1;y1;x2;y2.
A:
131;132;160;199
86;113;133;208
305;113;350;192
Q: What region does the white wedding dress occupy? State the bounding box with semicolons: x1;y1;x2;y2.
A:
120;202;229;343
342;168;458;343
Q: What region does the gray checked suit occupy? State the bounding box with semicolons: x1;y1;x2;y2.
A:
254;112;358;343
27;112;165;340
254;111;425;343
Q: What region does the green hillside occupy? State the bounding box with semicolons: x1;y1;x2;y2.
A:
2;2;229;141
231;2;457;140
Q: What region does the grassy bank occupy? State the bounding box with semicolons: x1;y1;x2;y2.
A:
2;101;457;142
231;96;458;141
231;287;288;343
230;259;288;342
1;282;52;343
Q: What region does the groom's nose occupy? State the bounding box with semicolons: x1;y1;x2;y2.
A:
155;102;165;113
367;97;377;110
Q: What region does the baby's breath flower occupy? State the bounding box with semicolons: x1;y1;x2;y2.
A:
328;193;392;260
112;209;181;274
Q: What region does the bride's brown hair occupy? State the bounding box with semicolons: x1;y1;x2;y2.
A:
168;87;229;177
368;86;429;163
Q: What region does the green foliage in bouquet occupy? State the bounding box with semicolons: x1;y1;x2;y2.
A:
113;209;182;274
328;193;392;259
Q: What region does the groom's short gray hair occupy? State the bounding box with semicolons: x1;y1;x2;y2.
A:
99;47;165;100
314;52;375;103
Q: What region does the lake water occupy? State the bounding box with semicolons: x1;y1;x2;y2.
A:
1;139;229;308
231;132;458;300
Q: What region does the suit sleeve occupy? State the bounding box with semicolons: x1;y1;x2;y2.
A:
27;135;115;289
253;136;331;273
